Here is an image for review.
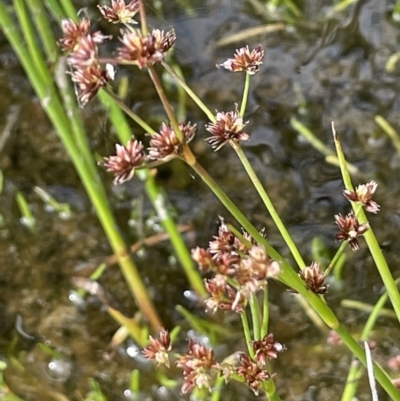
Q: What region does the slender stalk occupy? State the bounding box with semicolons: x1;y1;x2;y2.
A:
261;288;269;337
162;61;216;122
240;312;254;357
232;142;306;270
138;0;148;35
26;0;58;62
374;115;400;157
102;88;156;134
14;0;52;85
325;241;347;276
239;73;251;117
148;66;183;141
332;122;400;323
249;294;261;341
210;376;225;401
263;379;283;401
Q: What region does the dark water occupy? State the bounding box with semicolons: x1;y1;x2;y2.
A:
0;0;400;400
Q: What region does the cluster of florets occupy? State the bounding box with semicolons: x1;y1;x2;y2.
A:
57;1;175;106
142;328;284;395
191;220;280;313
333;181;379;251
103;122;196;184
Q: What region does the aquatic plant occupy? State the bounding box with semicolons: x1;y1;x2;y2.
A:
1;0;400;400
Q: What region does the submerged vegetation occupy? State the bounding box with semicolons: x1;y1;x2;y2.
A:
1;0;400;400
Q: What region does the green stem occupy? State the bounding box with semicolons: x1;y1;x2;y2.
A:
148;66;183;141
102;88;156;134
210;376;225;401
239;73;251;117
263;379;283;401
249;294;261;341
138;0;148;35
325;241;347;276
27;0;58;62
161;61;216;122
241;312;254;357
232;142;306;270
261;287;269;337
332;122;400;323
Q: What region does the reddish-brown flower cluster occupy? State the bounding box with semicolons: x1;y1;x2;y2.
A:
59;18;112;105
217;45;264;75
103;138;145;184
176;340;220;394
205;105;249;150
334;211;369;251
117;28;176;68
343;181;380;213
192;220;280;313
103;121;196;184
236;353;270;395
58;18;108;52
148;122;196;160
298;262;328;294
98;0;139;24
142;328;172;367
252;333;285;366
142;329;283;396
59;8;176;105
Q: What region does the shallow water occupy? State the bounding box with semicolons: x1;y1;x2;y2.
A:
0;0;400;400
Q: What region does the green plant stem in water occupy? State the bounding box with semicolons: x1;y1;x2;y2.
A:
148;66;183;141
332;122;400;324
261;288;269;337
162;61;216;122
240;312;254;357
103;88;156;134
240;73;251;117
249;294;261;341
231;141;306;270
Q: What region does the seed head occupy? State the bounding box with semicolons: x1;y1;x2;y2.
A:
117;28;176;68
148;122;196;160
142;328;171;367
236;353;270;396
176;340;219;394
191;247;213;271
205;105;249;151
299;262;328;294
252;333;285;366
334;211;369;251
104;139;145;184
98;0;139;24
58;18;109;52
217;45;264;75
343;181;380;213
70;64;114;106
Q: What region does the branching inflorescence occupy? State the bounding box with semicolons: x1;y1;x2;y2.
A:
57;0;388;397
